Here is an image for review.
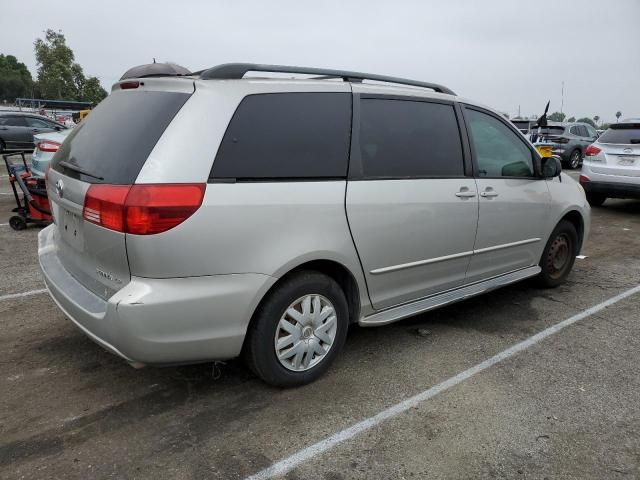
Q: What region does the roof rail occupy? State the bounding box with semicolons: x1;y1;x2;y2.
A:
196;63;455;95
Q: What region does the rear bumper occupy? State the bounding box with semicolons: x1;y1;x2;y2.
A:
580;164;640;199
38;225;277;365
581;180;640;199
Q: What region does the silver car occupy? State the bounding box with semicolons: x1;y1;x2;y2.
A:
580;119;640;206
39;63;590;386
31;129;72;178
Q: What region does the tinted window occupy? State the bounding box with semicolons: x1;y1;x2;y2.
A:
466;108;535;178
534;126;565;136
26;117;54;128
0;116;27;127
52;90;190;184
585;125;597;138
358;99;464;178
598;124;640;144
212;93;351;179
570;126;580;136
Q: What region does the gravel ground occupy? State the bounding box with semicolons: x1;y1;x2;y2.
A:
0;168;639;479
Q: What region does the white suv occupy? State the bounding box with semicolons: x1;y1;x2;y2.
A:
39;63;590;386
580;120;640;206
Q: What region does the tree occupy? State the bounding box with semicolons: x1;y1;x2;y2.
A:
548;112;566;122
567;116;576;122
577;117;597;128
593;115;600;126
34;29;107;104
0;54;34;102
616;111;622;122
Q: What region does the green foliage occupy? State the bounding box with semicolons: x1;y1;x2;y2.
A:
577;117;597;128
547;112;566;122
567;116;576;122
0;54;34;102
33;29;107;104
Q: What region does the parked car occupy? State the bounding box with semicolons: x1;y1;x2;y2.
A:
580;120;640;206
39;63;590;387
530;122;599;169
0;112;67;152
31;129;73;178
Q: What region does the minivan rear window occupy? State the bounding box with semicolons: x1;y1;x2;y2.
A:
51;90;190;184
598;124;640;144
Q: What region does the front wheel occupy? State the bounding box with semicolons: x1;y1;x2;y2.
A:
244;271;349;387
536;220;578;288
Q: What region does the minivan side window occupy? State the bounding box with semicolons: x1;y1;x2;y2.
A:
465;108;535;178
358;99;464;178
211;93;351;180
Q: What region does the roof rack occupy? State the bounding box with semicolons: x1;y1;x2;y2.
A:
196;63;455;95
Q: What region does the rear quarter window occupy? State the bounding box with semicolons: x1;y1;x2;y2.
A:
211;93;351;180
51;90;190;184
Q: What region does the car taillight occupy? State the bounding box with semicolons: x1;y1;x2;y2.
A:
579;175;590;183
38;141;61;152
585;145;602;156
83;184;205;234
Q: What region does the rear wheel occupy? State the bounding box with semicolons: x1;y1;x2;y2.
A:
244;271;349;387
568;149;582;169
536;220;578;288
586;193;606;207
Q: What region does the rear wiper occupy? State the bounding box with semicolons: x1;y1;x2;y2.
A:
59;161;105;181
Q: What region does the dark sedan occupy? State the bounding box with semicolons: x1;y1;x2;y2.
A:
0;112;67;152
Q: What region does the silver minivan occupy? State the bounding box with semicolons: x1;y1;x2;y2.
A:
39;63;590;386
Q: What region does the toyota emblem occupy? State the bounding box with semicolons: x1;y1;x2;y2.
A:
623;147;633;154
55;179;64;198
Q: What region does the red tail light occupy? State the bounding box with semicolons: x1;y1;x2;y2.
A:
83;184;205;234
38;141;61;152
585;145;602;156
579;175;590;183
119;80;140;90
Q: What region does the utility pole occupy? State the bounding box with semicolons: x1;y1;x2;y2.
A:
560;81;564;116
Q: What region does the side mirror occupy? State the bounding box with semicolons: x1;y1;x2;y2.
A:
541;156;562;178
54;126;62;131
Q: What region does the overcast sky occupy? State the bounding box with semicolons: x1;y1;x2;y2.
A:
2;0;638;122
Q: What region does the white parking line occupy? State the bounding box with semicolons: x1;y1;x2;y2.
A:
0;288;47;302
245;284;640;480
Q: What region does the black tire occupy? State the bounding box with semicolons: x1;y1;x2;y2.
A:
536;220;578;288
244;271;349;387
568;149;582;169
9;216;27;231
586;193;606;207
0;139;5;154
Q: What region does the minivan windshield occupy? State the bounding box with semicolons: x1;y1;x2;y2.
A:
51;90;190;184
598;124;640;144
